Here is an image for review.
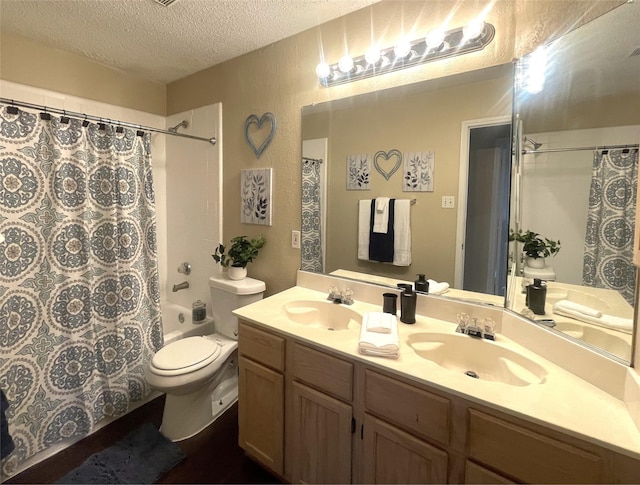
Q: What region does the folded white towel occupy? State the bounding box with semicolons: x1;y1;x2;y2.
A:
552;305;633;334
553;299;602;318
358;312;399;359
392;199;411;266
373;197;390;233
364;311;394;334
427;279;450;295
358;200;371;261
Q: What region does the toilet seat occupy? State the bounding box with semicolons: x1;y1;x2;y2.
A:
151;336;222;376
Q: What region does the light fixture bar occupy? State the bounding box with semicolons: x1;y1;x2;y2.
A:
318;23;495;87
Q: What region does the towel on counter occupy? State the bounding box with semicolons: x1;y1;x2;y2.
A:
552;299;602;318
369;199;395;262
552;302;633;334
364;311;394;334
373;197;390;233
358;312;399;359
358;199;412;266
427;279;450;295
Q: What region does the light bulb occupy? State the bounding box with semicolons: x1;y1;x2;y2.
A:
338;55;354;73
394;38;412;58
425;29;445;50
365;46;381;65
315;62;331;79
463;18;485;41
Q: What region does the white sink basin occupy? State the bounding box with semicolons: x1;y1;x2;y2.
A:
282;300;362;331
552;320;632;360
407;332;548;387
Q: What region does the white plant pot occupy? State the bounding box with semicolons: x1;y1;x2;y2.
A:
525;256;546;269
228;265;247;280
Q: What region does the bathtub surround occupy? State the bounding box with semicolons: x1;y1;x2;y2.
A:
0;103;164;478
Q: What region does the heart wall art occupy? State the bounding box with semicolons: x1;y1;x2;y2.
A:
374;149;402;180
244;112;276;158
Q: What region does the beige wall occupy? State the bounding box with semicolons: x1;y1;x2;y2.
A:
303;73;512;284
0;0;625;295
0;32;165;115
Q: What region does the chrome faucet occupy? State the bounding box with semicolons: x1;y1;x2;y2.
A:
456;313;496;340
172;281;189;292
327;286;354;305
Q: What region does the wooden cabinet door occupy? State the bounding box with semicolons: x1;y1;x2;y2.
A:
362;413;448;484
238;356;284;475
290;381;353;484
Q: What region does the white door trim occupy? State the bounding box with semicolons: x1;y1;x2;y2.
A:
454;115;512;289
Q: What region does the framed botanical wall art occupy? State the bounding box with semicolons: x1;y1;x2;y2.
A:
241;168;272;225
347;153;370;190
403;150;435;192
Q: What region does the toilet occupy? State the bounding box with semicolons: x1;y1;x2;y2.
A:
145;275;265;441
523;265;556;281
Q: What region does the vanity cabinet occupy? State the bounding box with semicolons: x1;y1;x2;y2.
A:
289;342;354;484
238;322;285;476
237;320;640;484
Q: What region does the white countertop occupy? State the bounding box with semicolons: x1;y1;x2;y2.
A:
234;284;640;459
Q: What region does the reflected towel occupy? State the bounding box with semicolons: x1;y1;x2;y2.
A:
369;199;395;262
364;311;394;334
358;200;371;261
392;199;411;266
427;279;450;295
552;305;633;334
1;389;15;460
373;197;390;233
358;313;399;358
553;299;602;318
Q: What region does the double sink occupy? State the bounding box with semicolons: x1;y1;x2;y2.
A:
282;299;548;387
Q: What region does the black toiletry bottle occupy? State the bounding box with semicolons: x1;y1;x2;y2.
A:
526;278;547;315
400;286;417;324
415;274;429;293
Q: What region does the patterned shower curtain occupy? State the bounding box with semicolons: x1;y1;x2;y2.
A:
301;158;323;272
583;148;639;305
0;104;163;477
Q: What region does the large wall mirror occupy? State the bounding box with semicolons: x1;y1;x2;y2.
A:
300;2;639;363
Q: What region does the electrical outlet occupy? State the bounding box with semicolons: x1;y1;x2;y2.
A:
442;196;455;209
291;230;301;249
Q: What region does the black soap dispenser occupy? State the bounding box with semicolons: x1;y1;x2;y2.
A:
400;285;417;324
526;278;547;315
415;274;429;293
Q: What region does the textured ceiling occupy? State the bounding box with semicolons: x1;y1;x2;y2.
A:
0;0;378;84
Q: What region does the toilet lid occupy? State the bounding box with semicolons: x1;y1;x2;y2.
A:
152;336;221;374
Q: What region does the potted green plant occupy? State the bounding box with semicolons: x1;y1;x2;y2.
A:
509;229;561;268
212;235;266;280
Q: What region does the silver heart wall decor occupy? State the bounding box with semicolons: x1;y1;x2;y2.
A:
244;112;276;159
374;149;403;180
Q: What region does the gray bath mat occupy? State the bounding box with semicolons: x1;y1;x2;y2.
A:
56;422;185;484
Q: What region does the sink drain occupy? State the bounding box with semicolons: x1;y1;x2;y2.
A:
327;327;335;331
465;370;479;379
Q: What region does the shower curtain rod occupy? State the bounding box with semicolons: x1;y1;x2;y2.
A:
522;143;638;155
0;97;217;145
302;156;323;163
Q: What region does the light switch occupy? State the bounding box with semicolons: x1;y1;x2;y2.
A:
442;196;455;208
292;230;301;249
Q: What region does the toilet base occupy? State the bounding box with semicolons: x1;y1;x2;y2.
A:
159;352;238;442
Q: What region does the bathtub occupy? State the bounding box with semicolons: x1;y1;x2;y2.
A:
161;301;215;345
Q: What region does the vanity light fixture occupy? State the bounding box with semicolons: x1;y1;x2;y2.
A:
316;19;495;87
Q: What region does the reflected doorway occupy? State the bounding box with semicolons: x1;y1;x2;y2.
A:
455;118;511;296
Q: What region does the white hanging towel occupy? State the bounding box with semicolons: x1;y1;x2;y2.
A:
358;200;371;261
358;312;399;358
373;197;390;233
392;199;411;266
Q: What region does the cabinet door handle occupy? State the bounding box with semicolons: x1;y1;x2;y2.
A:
360;423;364;439
351;417;356;434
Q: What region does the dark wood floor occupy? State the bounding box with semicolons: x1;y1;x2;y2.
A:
6;396;281;484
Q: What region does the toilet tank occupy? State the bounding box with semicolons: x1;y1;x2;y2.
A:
209;276;266;340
